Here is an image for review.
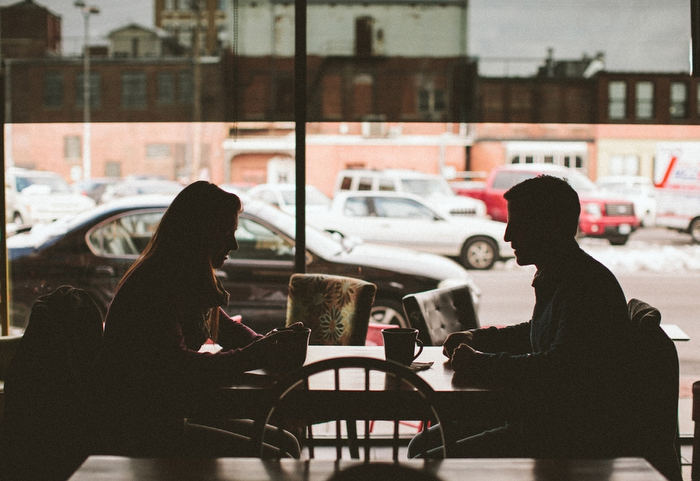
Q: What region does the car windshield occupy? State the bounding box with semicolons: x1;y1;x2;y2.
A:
400;178;454;197
16;174;71;194
279;187;331;206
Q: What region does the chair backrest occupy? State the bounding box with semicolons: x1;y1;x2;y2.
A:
627;298;683;481
0;285;104;480
692;380;700;481
0;334;23;424
249;356;446;460
402;284;479;346
286;273;377;346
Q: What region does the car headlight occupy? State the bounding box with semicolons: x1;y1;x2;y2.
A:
583;202;602;219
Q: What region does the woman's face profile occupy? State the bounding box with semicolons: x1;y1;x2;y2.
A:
210;212;239;268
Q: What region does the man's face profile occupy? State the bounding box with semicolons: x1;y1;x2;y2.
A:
504;202;549;267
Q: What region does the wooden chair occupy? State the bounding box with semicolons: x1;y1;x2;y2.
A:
627;298;683;481
249;356;447;461
284;273;377;457
285;273;377;346
402;284;479;347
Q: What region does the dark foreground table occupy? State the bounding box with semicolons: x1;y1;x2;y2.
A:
68;456;666;481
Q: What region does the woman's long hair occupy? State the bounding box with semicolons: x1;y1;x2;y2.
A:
119;181;243;340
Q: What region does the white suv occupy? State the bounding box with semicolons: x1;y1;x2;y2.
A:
335;169;488;218
5;168;96;226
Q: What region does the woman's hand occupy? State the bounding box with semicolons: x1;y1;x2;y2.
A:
442;331;475;358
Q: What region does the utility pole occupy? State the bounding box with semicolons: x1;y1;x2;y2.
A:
74;1;99;180
191;0;203;181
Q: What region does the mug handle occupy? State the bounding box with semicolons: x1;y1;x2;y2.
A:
412;339;424;361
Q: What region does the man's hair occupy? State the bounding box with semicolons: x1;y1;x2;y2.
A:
503;174;580;238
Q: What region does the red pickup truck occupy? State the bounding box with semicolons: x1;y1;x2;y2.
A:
452;164;639;245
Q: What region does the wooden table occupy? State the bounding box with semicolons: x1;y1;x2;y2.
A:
68;456;667;481
204;346;504;425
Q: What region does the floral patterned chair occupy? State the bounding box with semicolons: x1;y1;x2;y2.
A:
285;273;377;346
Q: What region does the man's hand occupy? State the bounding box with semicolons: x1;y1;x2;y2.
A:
450;342;477;373
443;331;475;358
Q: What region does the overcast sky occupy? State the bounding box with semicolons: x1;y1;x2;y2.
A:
2;0;691;75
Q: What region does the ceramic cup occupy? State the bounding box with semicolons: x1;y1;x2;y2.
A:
269;326;311;373
382;327;423;366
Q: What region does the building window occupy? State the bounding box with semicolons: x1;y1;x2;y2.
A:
178;71;193;104
64;135;81;160
146;144;171;158
104;161;121;178
43;71;63;109
417;82;446;119
670;82;688;119
218;0;227;10
609;155;640;176
164;0;175;10
157;72;175;105
75;72;101;110
608;81;627;120
121;71;147;109
635;81;654;119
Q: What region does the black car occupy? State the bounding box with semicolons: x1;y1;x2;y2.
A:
8;195;479;334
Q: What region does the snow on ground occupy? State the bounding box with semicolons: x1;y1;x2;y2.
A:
582;241;700;273
494;232;700;273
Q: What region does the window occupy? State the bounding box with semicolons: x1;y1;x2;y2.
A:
64;136;81;160
373;197;435;220
343;197;370;216
635;81;654;119
146;144;171;158
609;155;640;176
378;178;395;191
88;211;164;257
670;82;688;119
608;81;627;120
231;217;294;261
357;177;373;190
104;162;122;178
43;71;63;109
75;72;101;110
417;83;446;118
178;71;193;104
339;176;353;190
121;71;147;109
157;73;175;105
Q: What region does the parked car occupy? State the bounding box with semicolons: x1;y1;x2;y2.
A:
595;175;658;227
247;183;332;215
335;169;488;218
7;195;479;335
5;167;96;226
453;164;639;245
307;191;513;270
71;177;121;204
100;178;184;203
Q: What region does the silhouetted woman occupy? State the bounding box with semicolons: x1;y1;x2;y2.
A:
98;181;299;457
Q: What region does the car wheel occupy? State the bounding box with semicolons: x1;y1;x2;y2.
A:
608;235;629;246
370;298;408;327
690;219;700;243
460;237;497;270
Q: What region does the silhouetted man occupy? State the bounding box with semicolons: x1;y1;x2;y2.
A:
410;174;640;459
